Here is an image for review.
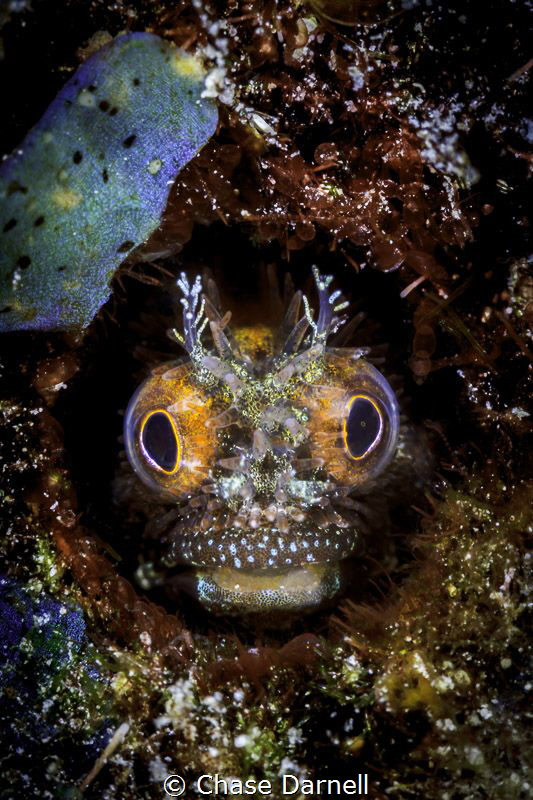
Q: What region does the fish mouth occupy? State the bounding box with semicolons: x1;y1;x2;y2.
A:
164;523;359;613
165;523;359;571
172;563;345;615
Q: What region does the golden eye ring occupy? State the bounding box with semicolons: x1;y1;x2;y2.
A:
342;393;384;461
125;363;217;497
139;409;182;475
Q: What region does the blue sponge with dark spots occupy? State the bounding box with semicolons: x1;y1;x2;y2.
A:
0;33;218;331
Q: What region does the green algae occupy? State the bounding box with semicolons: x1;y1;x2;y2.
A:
338;475;532;798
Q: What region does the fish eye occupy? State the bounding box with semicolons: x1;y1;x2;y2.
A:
343;394;383;460
306;355;400;487
139;410;182;474
124;363;217;498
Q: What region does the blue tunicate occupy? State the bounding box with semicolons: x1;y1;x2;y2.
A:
0;33;218;331
0;576;110;775
0;575;90;686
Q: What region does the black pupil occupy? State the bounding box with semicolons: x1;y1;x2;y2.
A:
142;412;178;472
346;397;381;458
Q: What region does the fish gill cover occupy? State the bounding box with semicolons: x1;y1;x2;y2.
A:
0;32;217;331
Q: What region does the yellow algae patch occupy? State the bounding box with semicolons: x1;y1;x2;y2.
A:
105;76;131;110
4;297;37;320
51;188;83;210
375;650;445;717
147;158;162;175
77;30;113;61
171;50;205;80
344;736;365;755
77;88;97;108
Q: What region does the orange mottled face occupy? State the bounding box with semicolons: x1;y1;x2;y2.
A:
305;353;399;487
124;269;399;614
126;363;218;498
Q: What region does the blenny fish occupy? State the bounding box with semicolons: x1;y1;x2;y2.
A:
124;268;400;614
